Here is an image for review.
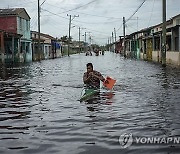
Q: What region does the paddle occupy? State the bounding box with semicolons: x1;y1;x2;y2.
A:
103;76;116;90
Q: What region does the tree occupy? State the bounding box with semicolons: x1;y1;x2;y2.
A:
60;35;72;44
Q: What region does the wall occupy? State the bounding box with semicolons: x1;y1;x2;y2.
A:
152;50;180;66
0;16;17;33
44;44;51;59
152;51;160;62
166;51;180;65
17;17;30;40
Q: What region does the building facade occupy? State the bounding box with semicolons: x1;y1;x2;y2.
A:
31;31;62;61
115;14;180;66
0;8;32;63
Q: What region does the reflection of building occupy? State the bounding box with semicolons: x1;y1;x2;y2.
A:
31;31;62;61
0;8;32;63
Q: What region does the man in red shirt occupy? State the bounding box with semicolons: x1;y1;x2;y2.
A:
83;63;105;88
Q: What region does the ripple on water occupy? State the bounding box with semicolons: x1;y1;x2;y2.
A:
0;53;180;154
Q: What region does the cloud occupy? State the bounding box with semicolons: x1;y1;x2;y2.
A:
1;0;180;44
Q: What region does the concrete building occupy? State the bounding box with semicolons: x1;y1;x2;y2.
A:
152;14;180;65
115;13;180;67
31;31;62;61
0;8;32;63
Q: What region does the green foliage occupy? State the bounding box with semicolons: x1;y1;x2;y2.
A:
60;35;72;43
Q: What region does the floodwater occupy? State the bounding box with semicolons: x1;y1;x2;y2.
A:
0;52;180;154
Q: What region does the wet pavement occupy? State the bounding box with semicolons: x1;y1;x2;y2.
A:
0;52;180;154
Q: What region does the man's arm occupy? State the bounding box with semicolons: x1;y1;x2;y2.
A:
91;72;105;82
83;73;91;84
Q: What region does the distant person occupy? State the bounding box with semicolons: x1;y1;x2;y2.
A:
95;49;99;56
102;50;104;55
85;49;92;56
83;63;105;88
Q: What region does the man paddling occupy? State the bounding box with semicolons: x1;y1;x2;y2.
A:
83;63;106;88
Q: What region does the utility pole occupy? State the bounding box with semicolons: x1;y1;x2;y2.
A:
112;32;114;43
114;28;117;53
89;36;92;45
79;27;81;54
108;38;109;51
114;28;117;42
112;32;114;52
87;32;92;45
38;0;41;61
67;14;79;56
67;14;71;57
137;17;139;31
110;37;111;52
162;0;166;67
123;17;126;57
84;32;87;52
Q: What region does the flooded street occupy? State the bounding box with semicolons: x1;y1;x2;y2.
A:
0;52;180;154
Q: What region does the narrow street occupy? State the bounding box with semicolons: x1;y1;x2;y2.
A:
0;52;180;154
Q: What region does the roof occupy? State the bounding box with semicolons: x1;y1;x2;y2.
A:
0;8;30;19
31;31;56;40
149;13;180;29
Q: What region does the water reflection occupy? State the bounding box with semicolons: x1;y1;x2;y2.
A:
84;91;115;112
0;53;180;154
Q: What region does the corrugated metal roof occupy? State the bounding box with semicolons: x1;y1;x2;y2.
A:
0;8;23;15
0;8;30;19
31;31;56;40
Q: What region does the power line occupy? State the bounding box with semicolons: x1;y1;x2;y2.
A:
39;1;133;43
116;23;123;32
30;13;38;30
40;0;47;6
9;0;37;7
148;0;155;27
116;0;146;35
126;0;146;23
44;2;122;20
41;8;69;20
58;0;98;14
41;8;119;26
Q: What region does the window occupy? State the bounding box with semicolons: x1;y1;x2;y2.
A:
166;36;171;51
26;20;29;31
175;37;179;51
19;17;22;30
154;37;160;50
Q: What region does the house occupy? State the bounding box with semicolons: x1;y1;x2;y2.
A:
151;14;180;65
0;29;22;63
0;8;32;62
121;13;180;66
115;36;123;54
31;31;62;61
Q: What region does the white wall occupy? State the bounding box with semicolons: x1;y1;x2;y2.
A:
152;51;161;62
152;50;180;66
166;51;180;65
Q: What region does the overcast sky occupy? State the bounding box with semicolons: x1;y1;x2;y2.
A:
1;0;180;45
